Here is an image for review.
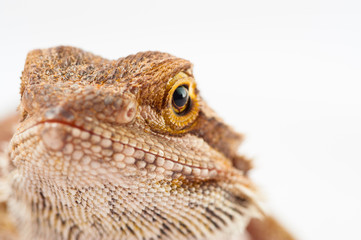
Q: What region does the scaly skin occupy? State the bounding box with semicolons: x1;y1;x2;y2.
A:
0;47;294;240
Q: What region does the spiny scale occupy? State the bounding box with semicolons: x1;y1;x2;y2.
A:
6;47;263;240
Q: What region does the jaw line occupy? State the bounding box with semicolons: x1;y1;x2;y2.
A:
20;119;225;176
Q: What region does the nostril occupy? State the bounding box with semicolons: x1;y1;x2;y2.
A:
127;106;135;118
115;100;137;124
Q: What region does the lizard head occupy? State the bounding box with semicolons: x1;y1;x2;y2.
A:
10;46;260;239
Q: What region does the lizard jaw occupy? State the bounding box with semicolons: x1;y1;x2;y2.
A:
14;120;231;181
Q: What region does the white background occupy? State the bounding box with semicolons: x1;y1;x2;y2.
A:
1;0;360;239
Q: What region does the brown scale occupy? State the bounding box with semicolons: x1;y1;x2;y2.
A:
0;46;294;240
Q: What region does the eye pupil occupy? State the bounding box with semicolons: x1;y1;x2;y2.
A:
172;85;189;111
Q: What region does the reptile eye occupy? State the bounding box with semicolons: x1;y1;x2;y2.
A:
162;72;199;132
172;85;190;114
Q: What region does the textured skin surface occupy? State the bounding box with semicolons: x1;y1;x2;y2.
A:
0;47;294;240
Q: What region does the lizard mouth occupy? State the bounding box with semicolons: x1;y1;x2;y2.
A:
14;119;234;181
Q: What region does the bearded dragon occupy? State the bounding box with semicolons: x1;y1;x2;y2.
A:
0;46;294;240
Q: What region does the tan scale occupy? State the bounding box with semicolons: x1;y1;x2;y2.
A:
0;46;295;240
